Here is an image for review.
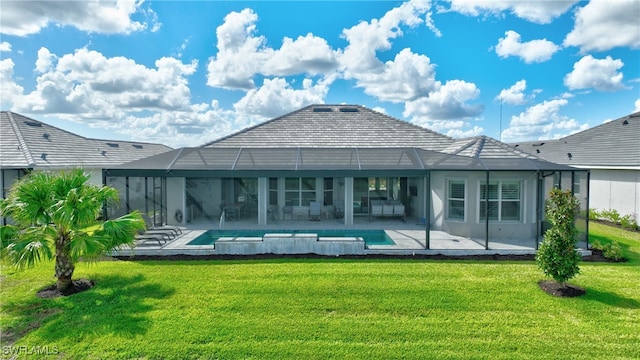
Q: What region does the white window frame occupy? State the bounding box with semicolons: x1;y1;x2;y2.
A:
478;180;522;222
446;179;466;221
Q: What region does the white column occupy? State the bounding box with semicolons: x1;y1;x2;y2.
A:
258;177;268;225
344;177;353;225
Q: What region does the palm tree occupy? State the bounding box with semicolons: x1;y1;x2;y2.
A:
0;169;145;292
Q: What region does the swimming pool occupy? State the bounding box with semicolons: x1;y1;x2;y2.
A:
187;229;395;246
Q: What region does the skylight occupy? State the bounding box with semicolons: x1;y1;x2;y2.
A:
106;142;120;148
24;121;41;127
313;107;333;112
339;107;359;112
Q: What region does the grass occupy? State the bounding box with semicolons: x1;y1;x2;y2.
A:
1;222;639;359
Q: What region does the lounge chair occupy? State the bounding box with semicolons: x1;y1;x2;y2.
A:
135;232;167;245
309;201;321;221
142;214;182;236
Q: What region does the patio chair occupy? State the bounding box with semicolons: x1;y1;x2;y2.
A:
283;206;293;220
142;214;182;236
135;233;167;246
309;201;321;221
268;205;279;220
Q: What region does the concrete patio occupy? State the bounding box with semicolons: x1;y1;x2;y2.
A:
114;216;591;257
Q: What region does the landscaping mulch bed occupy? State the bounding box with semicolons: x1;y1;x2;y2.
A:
37;279;95;299
538;280;586;297
113;252;614;262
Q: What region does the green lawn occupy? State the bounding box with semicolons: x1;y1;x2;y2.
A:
1;222;639;359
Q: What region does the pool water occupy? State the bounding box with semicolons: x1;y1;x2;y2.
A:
188;229;395;246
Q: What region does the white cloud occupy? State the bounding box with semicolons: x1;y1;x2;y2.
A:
0;0;153;36
0;58;25;108
340;0;434;77
0;41;11;52
564;55;626;92
501;99;589;142
635;99;640;112
14;48;197;118
206;9;271;90
403;80;484;137
495;30;560;63
118;103;240;148
564;0;640;52
496;79;530;105
207;10;339;90
263;34;339;76
444;0;578;24
354;48;438;102
233;77;330;118
35;47;56;73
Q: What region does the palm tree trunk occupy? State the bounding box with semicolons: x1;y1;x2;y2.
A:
55;236;75;292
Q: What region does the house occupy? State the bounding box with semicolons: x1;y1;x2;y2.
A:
0;111;172;220
512;111;640;226
105;104;588;252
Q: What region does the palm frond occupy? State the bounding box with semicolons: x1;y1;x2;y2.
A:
3;227;55;269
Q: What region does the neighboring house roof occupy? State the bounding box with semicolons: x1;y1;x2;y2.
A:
511;111;640;169
0;111;172;169
203;104;455;151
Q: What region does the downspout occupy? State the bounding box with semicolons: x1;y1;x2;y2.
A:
586;170;591;250
126;177;131;213
425;171;431;250
102;169;108;220
535;171;541;250
485;170;490;250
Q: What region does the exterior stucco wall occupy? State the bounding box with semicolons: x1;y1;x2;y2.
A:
166;177;186;226
589;169;640;225
430;171;539;240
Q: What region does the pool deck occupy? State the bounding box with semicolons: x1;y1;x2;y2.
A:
114;217;591;257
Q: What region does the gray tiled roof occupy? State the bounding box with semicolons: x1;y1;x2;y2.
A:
203;104;455;151
511;112;640;168
0;111;172;169
442;135;542;159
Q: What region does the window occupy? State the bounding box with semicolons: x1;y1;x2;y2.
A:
479;181;521;221
269;178;278;205
285;177;316;206
447;180;465;220
323;178;333;206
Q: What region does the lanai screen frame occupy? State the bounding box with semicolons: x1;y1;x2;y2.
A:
104;147;589;250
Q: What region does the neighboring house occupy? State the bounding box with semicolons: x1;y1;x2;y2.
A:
512;111;640;226
1;111;172;222
105;104;587;250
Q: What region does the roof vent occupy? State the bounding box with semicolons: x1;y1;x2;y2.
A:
623;119;629;125
132;144;143;149
40;153;47;160
24;121;42;127
101;150;107;156
339;107;359;112
313;107;333;112
567;152;572;160
536;149;540;154
42;133;50;140
106;142;120;148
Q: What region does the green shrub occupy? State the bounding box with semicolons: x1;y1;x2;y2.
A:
536;188;581;287
620;214;639;231
588;208;601;221
590;239;624;261
591;239;604;250
601;209;621;223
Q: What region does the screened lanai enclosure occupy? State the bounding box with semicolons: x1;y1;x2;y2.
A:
104;146;590;252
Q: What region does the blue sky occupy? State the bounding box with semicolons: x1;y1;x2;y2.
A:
1;0;638;148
